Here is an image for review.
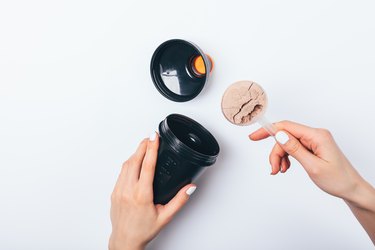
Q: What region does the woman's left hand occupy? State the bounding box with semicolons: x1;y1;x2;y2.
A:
109;132;197;250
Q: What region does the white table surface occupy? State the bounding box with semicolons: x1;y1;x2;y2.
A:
1;0;375;249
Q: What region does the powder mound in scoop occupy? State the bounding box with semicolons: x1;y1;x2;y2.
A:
221;81;267;125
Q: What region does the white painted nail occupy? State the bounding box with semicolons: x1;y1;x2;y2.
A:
186;186;197;196
275;131;289;145
149;131;157;141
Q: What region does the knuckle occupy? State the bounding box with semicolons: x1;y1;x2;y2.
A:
147;142;157;152
315;128;333;142
134;190;150;204
317;128;332;137
178;191;189;203
141;138;148;145
285;140;300;155
142;167;152;175
278;120;290;125
309;167;321;178
133;192;142;202
120;192;131;203
311;128;320;134
122;160;130;168
277;120;289;129
127;157;136;166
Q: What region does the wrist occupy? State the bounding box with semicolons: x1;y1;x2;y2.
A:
109;235;145;250
109;243;145;250
344;178;375;211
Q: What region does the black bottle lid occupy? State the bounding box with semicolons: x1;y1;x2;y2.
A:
150;39;213;102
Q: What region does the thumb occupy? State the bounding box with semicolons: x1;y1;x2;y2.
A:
274;130;318;172
158;184;196;225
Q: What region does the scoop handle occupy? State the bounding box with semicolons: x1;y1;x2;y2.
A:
257;116;277;137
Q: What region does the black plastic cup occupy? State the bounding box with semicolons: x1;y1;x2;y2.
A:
153;114;220;204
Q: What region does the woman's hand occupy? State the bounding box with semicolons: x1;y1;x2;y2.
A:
109;132;197;250
250;120;365;201
249;121;375;244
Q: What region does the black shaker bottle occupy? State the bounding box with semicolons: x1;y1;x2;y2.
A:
153;114;220;204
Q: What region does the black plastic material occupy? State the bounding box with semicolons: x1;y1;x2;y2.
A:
153;114;220;204
150;39;212;102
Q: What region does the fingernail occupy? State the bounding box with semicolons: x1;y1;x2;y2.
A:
275;131;289;145
186;186;197;196
149;131;157;141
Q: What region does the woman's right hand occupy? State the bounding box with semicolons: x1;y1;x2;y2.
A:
249;121;370;206
250;120;375;244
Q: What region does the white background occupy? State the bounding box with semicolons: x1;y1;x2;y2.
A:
1;0;375;249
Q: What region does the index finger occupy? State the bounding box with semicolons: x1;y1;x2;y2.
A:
139;132;160;189
249;120;317;141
